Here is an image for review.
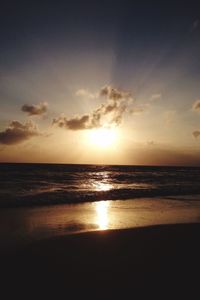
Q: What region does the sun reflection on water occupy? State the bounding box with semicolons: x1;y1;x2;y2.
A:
93;182;113;191
95;201;110;230
91;171;113;192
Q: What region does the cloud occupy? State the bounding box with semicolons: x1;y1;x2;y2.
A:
52;115;90;130
0;120;41;145
75;89;98;99
192;131;200;139
150;93;162;101
53;86;135;130
21;102;48;116
100;85;131;101
192;100;200;112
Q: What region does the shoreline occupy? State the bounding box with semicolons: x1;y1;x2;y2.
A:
1;223;200;298
1;192;200;209
0;197;199;253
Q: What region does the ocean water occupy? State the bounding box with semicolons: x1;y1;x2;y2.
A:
0;163;200;250
1;163;200;207
0;164;200;207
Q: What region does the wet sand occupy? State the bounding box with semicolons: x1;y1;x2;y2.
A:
0;197;199;252
1;223;200;299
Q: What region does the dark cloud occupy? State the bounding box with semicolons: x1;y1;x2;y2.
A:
0;121;41;145
21;102;48;116
192;100;200;112
52;115;90;130
100;85;131;100
53;86;134;130
192;131;200;139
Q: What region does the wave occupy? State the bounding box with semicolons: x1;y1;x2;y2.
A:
1;163;200;208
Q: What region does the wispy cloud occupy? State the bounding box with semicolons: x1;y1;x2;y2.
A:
21;102;48;116
150;93;162;101
75;89;98;99
53;86;135;130
0;120;41;145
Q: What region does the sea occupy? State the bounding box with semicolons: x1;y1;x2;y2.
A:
1;163;200;207
0;163;200;250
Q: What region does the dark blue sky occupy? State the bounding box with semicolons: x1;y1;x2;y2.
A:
1;1;200;92
1;1;200;63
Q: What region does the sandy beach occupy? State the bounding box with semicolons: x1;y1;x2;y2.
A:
1;223;199;299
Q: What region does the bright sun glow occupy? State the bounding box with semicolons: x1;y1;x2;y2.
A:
88;128;117;148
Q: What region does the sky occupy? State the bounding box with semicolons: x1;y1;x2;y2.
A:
1;0;200;165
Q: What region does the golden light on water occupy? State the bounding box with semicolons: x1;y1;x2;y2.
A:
95;201;109;230
93;182;113;191
91;171;113;191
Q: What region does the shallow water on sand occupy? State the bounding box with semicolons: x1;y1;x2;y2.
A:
0;196;199;251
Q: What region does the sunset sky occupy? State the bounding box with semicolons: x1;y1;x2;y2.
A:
1;0;200;165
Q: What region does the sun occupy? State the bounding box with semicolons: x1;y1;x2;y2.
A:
88;128;117;148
